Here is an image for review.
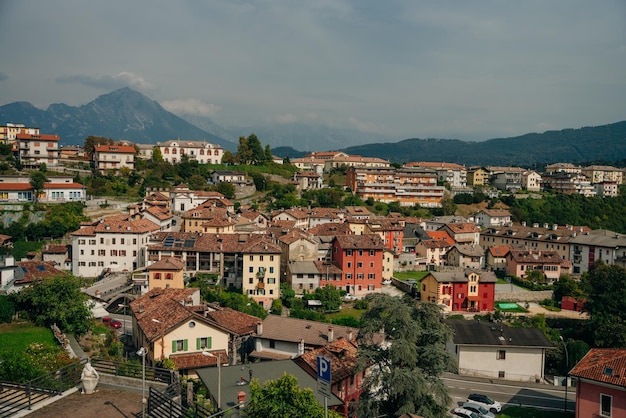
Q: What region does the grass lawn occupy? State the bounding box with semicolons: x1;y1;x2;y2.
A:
394;271;429;281
497;406;574;418
0;322;56;355
326;307;366;321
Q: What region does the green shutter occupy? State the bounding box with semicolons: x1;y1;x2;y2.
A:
207;336;212;349
183;339;188;351
196;338;201;350
172;340;177;353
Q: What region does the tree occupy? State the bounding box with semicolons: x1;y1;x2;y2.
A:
11;274;93;335
584;262;626;347
83;135;113;158
246;373;342;418
151;146;164;163
29;170;48;203
221;150;235;165
237;136;254;165
356;294;454;417
264;144;273;162
0;294;15;323
216;182;236;199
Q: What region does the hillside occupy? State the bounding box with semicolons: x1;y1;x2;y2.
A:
341;121;626;166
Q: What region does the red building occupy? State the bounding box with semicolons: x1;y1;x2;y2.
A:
420;269;497;312
561;296;586;312
294;337;364;418
570;348;626;418
365;218;404;255
327;234;384;296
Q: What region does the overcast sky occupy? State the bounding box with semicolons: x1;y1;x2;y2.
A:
1;0;625;141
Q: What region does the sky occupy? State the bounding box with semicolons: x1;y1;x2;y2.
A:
0;0;625;142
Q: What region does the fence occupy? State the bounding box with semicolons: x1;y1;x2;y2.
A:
90;358;176;385
0;359;87;418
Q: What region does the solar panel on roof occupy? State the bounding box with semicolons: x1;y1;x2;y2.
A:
37;265;46;272
184;239;196;247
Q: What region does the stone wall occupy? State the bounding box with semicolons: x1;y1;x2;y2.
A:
495;289;553;302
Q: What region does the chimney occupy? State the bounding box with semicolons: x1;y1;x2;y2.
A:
347;330;353;342
552;224;558;230
256;321;263;335
328;326;334;342
521;221;526;227
298;338;305;356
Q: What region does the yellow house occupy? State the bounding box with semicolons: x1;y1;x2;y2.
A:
130;288;230;378
467;166;489;186
242;239;282;310
147;257;186;290
181;205;236;234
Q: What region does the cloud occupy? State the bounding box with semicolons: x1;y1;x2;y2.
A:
275;113;299;124
347;117;386;134
0;72;7;82
56;72;154;92
161;99;221;117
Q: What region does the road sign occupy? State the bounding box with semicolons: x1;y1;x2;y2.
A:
317;355;332;398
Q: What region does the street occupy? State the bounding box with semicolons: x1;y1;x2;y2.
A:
443;374;575;412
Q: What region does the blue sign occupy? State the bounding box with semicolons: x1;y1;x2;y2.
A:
317;355;331;383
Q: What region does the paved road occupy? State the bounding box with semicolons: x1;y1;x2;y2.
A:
443;374;575;413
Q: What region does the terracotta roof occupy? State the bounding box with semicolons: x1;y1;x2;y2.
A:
258;315;357;346
308;222;352;237
42;244;69;254
16;261;64;284
406;161;465;170
420;239;452;249
145;206;172;220
489;245;510;257
343;206;372;217
479;209;512;217
203;306;259;335
94;145;136;153
72;217;160;236
509;250;562;264
333;234;384;250
445;223;480;233
44;183;85;190
277;229;312;245
16;133;59;141
426;231;455;245
147;257;185;271
569;349;626;388
294;338;359;385
170;349;228;370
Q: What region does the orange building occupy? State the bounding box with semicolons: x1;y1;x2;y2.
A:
326;234;384;296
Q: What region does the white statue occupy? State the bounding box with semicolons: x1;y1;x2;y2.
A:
81;362;100;394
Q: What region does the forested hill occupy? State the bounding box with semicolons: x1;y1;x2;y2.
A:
341;121;626;166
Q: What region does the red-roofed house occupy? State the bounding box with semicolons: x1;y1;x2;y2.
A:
440;223;481;245
420;269;497;312
93;144;136;173
147;256;186;291
294;338;364;417
570;348;626;418
15;133;60;169
506;250;565;282
0;175;86;203
486;245;510;272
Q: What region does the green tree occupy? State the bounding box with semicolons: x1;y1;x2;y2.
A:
151;146;164;163
356;294;454;417
216;182;236;199
237;136;254;165
0;294;15;323
264;144;273;162
584;262;626;347
12;275;93;335
221;150;235;165
246;373;342;418
29;170;48;203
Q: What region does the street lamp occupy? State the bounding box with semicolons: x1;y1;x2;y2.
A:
560;335;569;413
202;350;222;411
137;347;147;418
152;318;164;360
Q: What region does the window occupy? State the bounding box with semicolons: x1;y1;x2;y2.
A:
112;238;116;245
269;266;274;273
155;273;161;280
358;250;363;256
357;262;363;268
172;339;187;353
250;255;254;261
497;350;506;360
100;238;104;244
270;255;274;261
249;277;254;284
79;239;86;245
601;394;612;417
346;273;352;279
346;249;352;256
119;250;126;256
370;262;374;268
260;255;264;261
370;250;375;256
121;238;125;245
347;262;352;268
249;266;254;273
368;273;375;279
196;337;212;349
133;238;137;245
498;371;505;378
357;273;364;279
166;273;172;280
110;250;117;256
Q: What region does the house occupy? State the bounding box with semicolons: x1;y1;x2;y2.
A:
293;171;324;190
15;133;60;169
135;143;154;160
506;250;565;282
486;245;510;272
569;348;626;418
129;288;229;378
581;165;623;185
542;171;596;196
42;244;72;270
569;229;626;275
446;244;485;269
331;234;385;296
157;139;223;165
365;217;404;256
93;144;135;174
169;183;230;213
323;155;390;173
181;204;236;234
0;175;86;203
488;167;524;192
467;166;490;186
474;209;512;228
147;256;186;291
445;319;553;382
521;170;542;192
420;269;496;312
294;338;364;417
406;161;467;188
251;315;357;360
210;170;247;185
241;239;281;309
415;239;452;268
287;260;343;294
71;215;160;278
0;123;39;144
344;206;373;220
440;223;480;245
14;261;65;288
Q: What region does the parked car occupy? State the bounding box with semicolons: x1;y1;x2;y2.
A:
382;279;392;285
102;317;122;329
466;394;502;413
452;407;480;418
342;294;357;301
461;402;495;418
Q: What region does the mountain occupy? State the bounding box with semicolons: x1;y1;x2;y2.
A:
341;121;626;166
0;88;235;149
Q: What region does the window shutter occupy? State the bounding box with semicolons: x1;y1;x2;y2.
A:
183;339;188;351
172;340;177;353
196;338;201;350
207;337;212;349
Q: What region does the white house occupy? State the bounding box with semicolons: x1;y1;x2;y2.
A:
474;209;512;228
158;140;223;165
446;319;553;382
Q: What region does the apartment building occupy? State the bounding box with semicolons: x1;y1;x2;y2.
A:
581;165;623;185
328;234;385;296
569;230;626;275
467;166;490;186
241;240;282;309
407;161;467;188
71;216;160;277
542;172;596;196
93;144;136;173
157;140;223;165
15;133;60;169
0;123;39;144
0;175;86;203
346;166;445;208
